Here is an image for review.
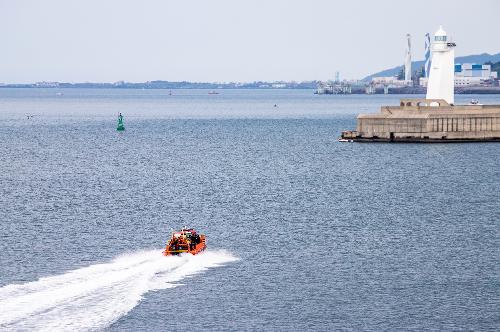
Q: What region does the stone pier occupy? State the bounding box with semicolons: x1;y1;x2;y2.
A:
342;99;500;142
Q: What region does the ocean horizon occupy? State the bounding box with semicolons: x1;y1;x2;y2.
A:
0;88;499;331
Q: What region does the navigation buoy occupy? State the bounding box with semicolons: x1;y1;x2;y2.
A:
117;113;125;131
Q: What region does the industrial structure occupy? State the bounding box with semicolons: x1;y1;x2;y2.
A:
424;33;431;78
318;30;498;95
341;26;500;142
315;80;352;94
367;29;498;94
404;34;412;82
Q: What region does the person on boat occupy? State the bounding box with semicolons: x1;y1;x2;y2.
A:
170;237;178;251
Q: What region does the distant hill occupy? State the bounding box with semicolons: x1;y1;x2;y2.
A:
362;52;500;81
491;61;500;74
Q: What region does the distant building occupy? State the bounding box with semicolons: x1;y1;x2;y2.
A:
315;81;352;95
35;81;59;87
454;63;498;86
420;63;498;87
371;76;412;87
335;71;340;83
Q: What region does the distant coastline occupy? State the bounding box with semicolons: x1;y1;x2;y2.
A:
2;82;500;94
0;81;318;90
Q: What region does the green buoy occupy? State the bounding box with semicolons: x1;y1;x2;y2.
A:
117;113;125;131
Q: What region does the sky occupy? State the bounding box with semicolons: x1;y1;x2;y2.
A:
1;0;499;83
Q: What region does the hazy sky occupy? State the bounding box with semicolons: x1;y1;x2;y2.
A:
1;0;499;83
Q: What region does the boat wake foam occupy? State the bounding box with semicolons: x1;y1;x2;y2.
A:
0;249;237;331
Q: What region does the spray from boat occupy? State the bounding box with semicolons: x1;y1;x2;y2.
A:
0;249;237;331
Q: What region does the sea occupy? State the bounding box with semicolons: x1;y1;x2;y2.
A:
0;88;498;331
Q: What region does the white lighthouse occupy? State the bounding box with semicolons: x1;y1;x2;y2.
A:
426;26;456;105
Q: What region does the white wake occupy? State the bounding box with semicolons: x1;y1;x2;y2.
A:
0;249;238;331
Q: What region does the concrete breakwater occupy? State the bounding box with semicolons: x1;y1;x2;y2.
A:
342;98;500;142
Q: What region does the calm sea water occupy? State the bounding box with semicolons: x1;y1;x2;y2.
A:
0;89;499;331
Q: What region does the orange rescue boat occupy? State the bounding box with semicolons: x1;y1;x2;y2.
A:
163;228;206;256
